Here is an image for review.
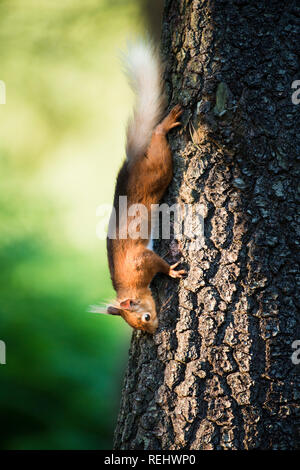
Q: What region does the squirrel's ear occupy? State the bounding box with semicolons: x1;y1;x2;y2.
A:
107;306;122;316
120;299;135;310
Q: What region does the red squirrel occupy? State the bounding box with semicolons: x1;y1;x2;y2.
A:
91;42;185;334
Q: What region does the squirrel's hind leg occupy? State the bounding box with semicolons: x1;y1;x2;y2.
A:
155;105;182;136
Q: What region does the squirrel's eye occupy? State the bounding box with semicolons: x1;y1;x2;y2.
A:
142;313;151;322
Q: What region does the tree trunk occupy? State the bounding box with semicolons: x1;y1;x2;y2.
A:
114;0;300;450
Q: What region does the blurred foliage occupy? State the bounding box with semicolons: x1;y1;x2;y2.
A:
0;0;149;449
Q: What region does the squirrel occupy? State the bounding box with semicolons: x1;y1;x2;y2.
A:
91;41;185;334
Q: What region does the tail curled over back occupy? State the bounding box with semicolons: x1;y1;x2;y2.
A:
122;40;165;162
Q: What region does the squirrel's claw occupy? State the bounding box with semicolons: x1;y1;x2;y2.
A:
169;121;181;130
169;261;186;278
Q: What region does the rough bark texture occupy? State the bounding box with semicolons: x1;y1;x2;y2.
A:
114;0;300;450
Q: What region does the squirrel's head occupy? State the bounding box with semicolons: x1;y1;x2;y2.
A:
115;293;158;334
90;291;158;334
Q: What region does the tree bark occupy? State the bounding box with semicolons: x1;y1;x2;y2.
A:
114;0;300;450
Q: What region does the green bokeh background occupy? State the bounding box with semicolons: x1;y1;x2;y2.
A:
0;0;152;449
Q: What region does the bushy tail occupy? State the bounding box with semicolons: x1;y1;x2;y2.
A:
122;40;165;161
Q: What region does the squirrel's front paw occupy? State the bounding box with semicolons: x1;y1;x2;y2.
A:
169;261;186;279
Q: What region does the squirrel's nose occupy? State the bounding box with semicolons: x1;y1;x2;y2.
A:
148;317;158;334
